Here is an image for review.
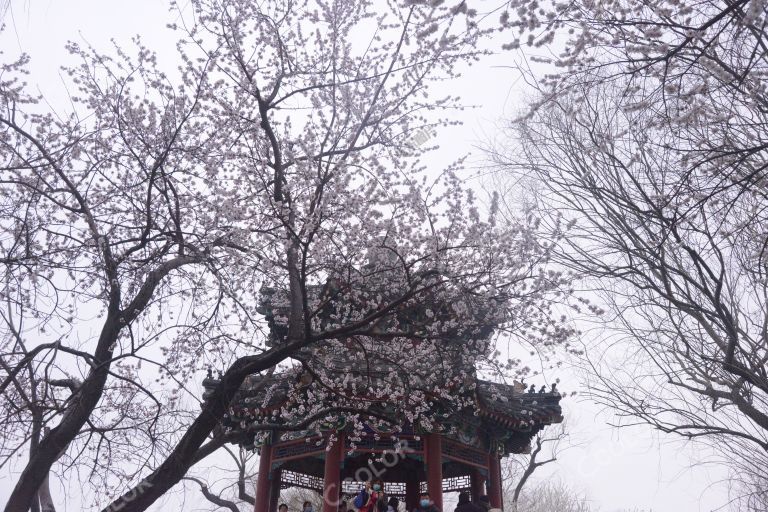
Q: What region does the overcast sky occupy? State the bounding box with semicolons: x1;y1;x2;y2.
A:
0;1;736;511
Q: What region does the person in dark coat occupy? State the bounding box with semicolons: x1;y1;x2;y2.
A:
412;492;439;512
476;495;490;512
454;493;483;512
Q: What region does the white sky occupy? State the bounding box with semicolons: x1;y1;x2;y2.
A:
0;1;735;511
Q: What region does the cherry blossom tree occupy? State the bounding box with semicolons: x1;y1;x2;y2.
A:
1;1;571;511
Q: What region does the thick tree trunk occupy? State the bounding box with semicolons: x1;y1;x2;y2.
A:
38;427;57;512
5;256;198;512
100;339;308;512
4;313;120;512
38;472;55;512
29;412;42;512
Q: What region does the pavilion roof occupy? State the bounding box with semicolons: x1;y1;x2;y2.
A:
207;283;564;454
202;370;562;452
475;380;562;430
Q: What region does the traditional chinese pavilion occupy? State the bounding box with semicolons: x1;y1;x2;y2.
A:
202;278;563;512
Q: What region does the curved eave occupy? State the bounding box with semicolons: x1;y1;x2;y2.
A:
475;393;563;431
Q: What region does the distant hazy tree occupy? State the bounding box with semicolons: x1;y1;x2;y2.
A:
183;445;256;512
488;0;768;504
504;478;594;512
0;1;572;511
503;423;569;511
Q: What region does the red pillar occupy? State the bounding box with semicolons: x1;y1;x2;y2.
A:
254;442;273;512
487;453;503;509
322;432;344;512
269;468;282;512
470;467;485;502
425;434;443;511
405;478;419;511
